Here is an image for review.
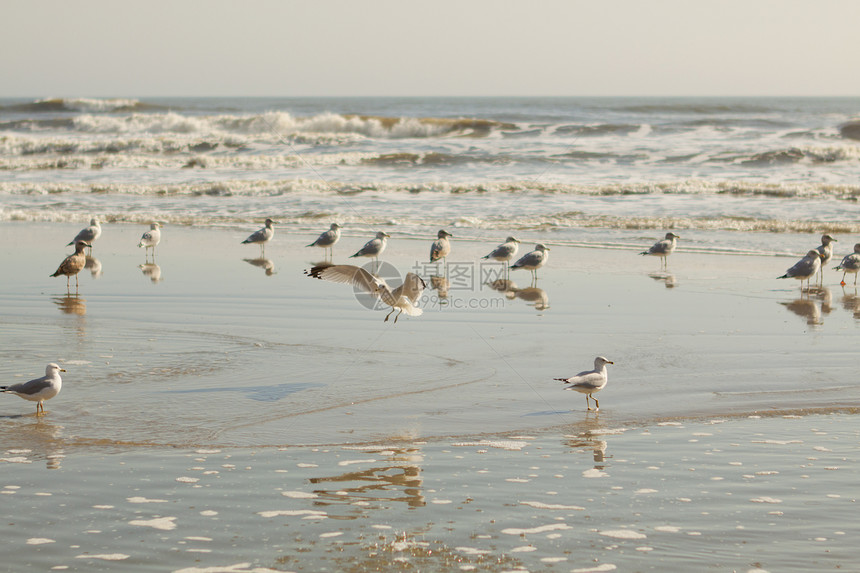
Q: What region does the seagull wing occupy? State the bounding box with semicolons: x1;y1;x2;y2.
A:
3;376;52;396
305;264;385;295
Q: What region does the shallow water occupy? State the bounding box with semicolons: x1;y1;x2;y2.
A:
3;224;860;448
2;414;857;572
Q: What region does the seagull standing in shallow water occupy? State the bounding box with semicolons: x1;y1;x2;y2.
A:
640;232;680;269
350;231;390;269
68;217;101;253
834;243;860;286
242;218;276;255
511;243;550;283
307;223;342;259
138;222;162;258
814;234;837;285
430;230;453;265
51;240;90;292
2;363;66;415
778;249;823;291
555;356;614;411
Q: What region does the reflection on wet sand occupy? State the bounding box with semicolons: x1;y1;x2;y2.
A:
139;262;163;283
0;418;66;469
486;279;549;310
780;286;831;326
85;255;102;279
243;257;275;276
308;447;425;510
52;294;86;316
649;271;677;288
563;420;613;469
429;275;449;300
839;287;860;319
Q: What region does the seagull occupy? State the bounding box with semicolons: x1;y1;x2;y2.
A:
555;356;613;411
2;363;66;415
242;218;276;255
67;218;101;253
778;249;824;290
307;223;342;259
350;231;390;268
510;243;550;282
138;222;162;257
304;264;425;323
429;230;453;264
834;243;860;286
51;241;90;292
483;236;520;263
640;232;680;269
815;234;837;284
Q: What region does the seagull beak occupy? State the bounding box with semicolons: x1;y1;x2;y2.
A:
60;368;67;372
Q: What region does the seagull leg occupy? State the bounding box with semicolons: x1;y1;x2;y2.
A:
593;396;600;411
394;309;402;324
384;308;395;322
585;395;591;410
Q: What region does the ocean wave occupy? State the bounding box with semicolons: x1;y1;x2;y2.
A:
2;97;158;114
3;178;859;201
713;145;860;166
2;110;518;140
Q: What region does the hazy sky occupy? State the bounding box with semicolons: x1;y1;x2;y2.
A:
2;0;859;97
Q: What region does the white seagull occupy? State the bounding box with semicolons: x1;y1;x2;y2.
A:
138;222;162;257
429;230;453;264
555;356;614;411
834;243;860;286
307;223;342;259
511;243;550;282
304;264;425;323
68;217;101;253
640;232;680;269
778;249;824;290
482;236;520;263
814;234;837;284
350;231;390;267
242;218;276;255
2;363;66;415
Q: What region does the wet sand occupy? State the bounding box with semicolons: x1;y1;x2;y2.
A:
1;222;859;571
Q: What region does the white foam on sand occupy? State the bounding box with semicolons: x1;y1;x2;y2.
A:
128;517;177;530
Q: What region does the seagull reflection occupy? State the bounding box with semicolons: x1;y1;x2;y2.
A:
308;447;425;509
839;287;860;319
139;262;163;283
243;257;275;276
486;279;549;310
430;275;449;300
0;418;66;469
649;272;676;288
780;297;822;326
564;430;612;470
85;255;102;279
512;286;549;310
52;295;86;316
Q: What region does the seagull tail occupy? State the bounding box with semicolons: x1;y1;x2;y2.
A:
402;305;423;317
553;378;570;383
639;251;649;256
777;274;789;279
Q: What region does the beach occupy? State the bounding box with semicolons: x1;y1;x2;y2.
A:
2;222;859;572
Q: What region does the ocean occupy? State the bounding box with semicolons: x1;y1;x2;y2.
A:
2;96;860;256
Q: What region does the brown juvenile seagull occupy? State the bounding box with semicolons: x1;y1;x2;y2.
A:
555;356;614;411
51;240;90;292
1;363;66;415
